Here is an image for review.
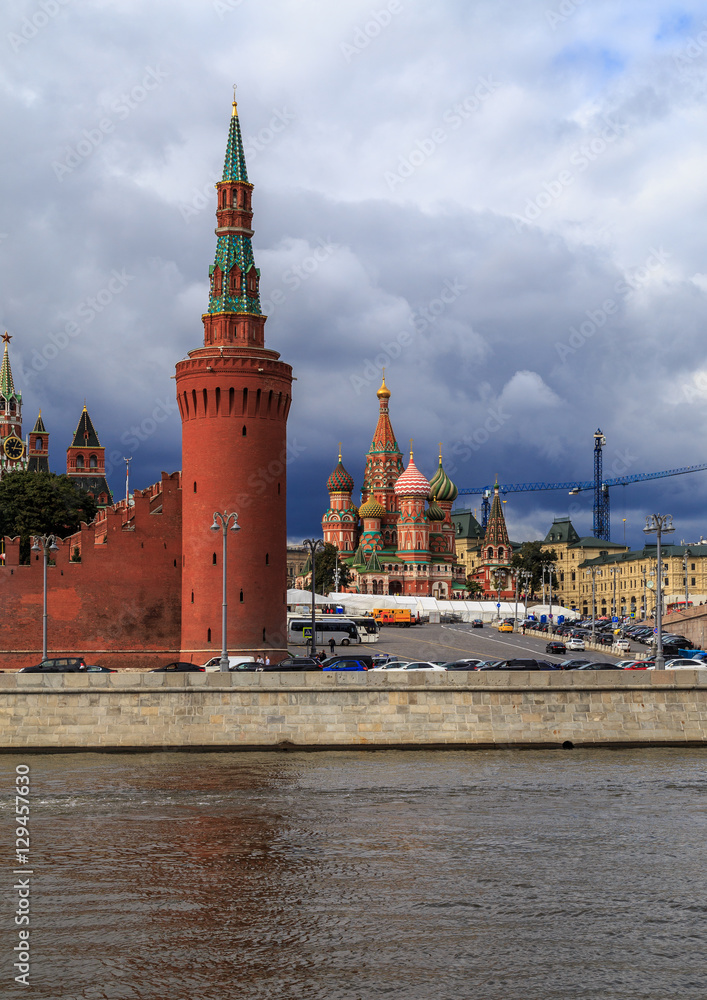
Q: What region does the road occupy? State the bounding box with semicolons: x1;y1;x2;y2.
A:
368;623;628;664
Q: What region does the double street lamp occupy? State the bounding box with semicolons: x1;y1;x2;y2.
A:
302;538;325;656
31;534;59;661
644;514;674;670
210;511;240;672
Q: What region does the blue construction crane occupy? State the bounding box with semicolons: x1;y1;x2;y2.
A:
459;429;707;540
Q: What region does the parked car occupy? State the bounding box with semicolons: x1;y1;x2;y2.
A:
321;654;374;669
622;660;652;670
20;657;87;672
150;662;206;672
545;641;567;654
202;655;256;671
595;634;615;646
661;659;707;669
381;661;447;671
265;657;322;671
442;659;484;670
570;662;621;670
480;659;559;671
559;658;591;669
228;661;262;672
85;665;117;673
612;639;631;652
322;659;369;671
565;638;585;651
470;619;483;628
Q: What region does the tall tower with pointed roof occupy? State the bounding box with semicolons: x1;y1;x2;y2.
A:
66;405;112;505
176;95;293;659
0;333;28;474
27;412;50;473
474;482;515;599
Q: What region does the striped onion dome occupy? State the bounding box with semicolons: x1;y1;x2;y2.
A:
426;498;445;522
359;497;386;519
428;457;458;503
394;456;430;497
327;456;354;494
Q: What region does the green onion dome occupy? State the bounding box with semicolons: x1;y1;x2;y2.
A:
327;449;354;494
359;497;386;519
426;498;445;522
428;456;458;503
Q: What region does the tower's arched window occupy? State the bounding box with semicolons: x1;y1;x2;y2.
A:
76;455;85;469
36;437;43;450
487;547;493;559
242;425;247;437
207;627;212;643
193;481;197;493
212;553;217;565
498;547;504;559
240;590;244;603
89;454;97;469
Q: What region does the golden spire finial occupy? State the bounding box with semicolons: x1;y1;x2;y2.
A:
409;438;414;460
232;84;238;117
439;442;443;463
338;441;342;463
376;369;391;400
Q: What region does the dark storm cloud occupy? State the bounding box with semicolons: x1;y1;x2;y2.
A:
1;0;706;550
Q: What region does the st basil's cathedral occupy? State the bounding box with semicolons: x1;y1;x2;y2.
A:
319;375;468;598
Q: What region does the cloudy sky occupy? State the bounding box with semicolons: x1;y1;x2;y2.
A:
2;0;707;548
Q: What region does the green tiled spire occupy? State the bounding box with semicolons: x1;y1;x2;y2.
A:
1;333;20;402
207;97;261;317
222;97;249;183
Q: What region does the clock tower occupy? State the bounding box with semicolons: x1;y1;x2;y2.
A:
0;333;28;474
176;95;293;660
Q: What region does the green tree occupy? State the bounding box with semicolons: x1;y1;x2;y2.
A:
465;577;484;598
511;540;558;597
313;542;352;594
0;471;99;563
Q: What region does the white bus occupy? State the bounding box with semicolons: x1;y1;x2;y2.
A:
347;616;380;643
287;617;360;647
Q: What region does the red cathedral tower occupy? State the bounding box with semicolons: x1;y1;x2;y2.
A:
176;95;293;660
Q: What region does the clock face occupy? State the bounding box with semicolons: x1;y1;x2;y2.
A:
3;435;25;460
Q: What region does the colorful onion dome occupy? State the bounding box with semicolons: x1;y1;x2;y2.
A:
394;454;431;497
359;497;386;519
376;372;391;400
428;454;458;503
327;447;354;494
426;498;445;522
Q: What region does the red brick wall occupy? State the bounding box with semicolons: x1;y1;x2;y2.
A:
0;472;182;670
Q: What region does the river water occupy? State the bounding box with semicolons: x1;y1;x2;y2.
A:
2;748;705;1000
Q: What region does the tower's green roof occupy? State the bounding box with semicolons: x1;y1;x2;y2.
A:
207;101;261;317
222;103;249;183
0;339;20;402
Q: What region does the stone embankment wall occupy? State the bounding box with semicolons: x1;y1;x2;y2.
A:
1;671;705;749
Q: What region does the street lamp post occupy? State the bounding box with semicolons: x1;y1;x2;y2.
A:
303;538;325;656
644;514;675;670
521;570;532;619
31;534;59;661
609;566;619;620
210;511;240;672
541;562;555;625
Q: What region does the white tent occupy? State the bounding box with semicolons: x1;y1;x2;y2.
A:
287;589;331;611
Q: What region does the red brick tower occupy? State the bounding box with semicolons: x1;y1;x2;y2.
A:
27;412;50;473
176;95;293;661
66;405;112;506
